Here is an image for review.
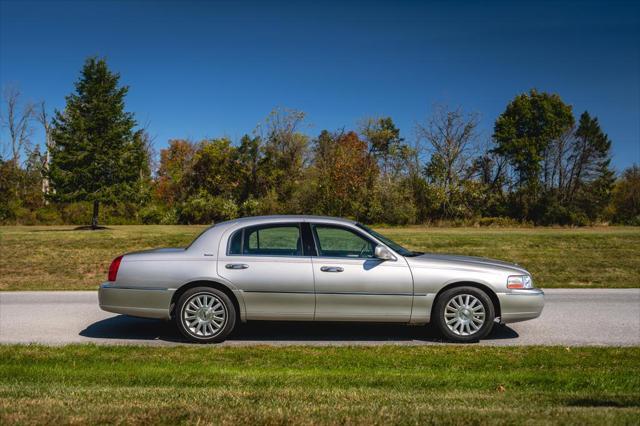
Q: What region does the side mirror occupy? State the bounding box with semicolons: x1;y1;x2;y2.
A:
374;244;397;261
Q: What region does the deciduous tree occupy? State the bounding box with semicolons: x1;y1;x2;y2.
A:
315;131;376;218
258;108;309;209
492;90;574;219
360;117;406;179
611;165;640;225
417;105;479;218
235;134;263;203
186;138;238;198
493;90;574;188
156;139;196;205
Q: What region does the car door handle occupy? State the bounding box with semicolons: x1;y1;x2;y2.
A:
225;263;249;270
320;266;344;272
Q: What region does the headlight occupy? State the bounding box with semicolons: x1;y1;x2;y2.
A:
507;275;534;289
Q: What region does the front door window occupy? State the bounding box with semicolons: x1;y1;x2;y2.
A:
312;225;375;258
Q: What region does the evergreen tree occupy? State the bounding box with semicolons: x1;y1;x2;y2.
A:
568;112;616;221
49;57;142;228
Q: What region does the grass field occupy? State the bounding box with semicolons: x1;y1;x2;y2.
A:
0;345;638;424
1;225;638;290
1;227;639;424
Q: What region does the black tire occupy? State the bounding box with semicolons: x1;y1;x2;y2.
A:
433;286;495;343
175;286;236;343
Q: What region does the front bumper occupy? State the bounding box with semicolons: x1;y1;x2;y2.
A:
497;289;544;323
98;283;175;319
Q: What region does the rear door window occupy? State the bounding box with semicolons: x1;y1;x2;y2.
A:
228;224;302;256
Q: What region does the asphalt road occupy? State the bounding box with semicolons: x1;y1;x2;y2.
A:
0;289;638;346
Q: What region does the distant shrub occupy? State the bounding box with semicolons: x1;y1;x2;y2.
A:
178;191;239;224
61;203;92;224
160;207;178;225
568;211;590;227
140;204;164;224
477;217;527;227
15;207;36;225
139;204;178;225
239;198;262;217
102;203;142;225
35;207;62;225
238;193;284;217
367;182;417;225
0;199;20;224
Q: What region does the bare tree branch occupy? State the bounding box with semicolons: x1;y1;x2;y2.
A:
415;104;480;217
416;104;479;184
1;85;35;165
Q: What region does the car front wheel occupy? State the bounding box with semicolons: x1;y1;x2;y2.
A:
433;286;495;342
175;287;236;343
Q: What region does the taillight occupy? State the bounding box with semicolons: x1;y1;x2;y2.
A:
108;255;123;282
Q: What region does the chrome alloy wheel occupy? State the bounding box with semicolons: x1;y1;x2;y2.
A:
181;293;227;338
444;294;486;336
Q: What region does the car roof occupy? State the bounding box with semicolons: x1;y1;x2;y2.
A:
187;215;360;252
216;215;357;228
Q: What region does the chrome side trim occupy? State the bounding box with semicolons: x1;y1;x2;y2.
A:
503;289;545;296
102;284;172;291
243;290;425;296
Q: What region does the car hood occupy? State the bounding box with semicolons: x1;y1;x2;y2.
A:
408;253;529;274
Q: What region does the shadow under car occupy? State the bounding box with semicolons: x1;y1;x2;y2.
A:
80;315;519;343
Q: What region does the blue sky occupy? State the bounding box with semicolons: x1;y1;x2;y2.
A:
1;0;639;170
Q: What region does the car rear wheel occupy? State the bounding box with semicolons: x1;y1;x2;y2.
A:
434;286;495;342
175;287;236;343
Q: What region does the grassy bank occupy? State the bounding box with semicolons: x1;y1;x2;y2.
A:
0;345;638;424
0;225;638;290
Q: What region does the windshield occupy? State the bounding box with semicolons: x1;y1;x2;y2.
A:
356;224;420;257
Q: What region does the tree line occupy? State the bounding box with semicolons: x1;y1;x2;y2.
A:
1;58;638;227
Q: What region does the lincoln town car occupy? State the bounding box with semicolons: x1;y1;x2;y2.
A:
99;215;544;343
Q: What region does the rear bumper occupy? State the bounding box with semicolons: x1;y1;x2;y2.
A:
497;289;544;323
98;283;174;319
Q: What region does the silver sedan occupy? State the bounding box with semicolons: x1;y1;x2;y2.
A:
99;215;544;343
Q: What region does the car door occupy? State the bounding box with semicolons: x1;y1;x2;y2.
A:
217;222;315;320
310;223;413;322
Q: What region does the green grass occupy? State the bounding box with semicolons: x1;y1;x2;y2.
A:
0;345;638;425
0;225;638;290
